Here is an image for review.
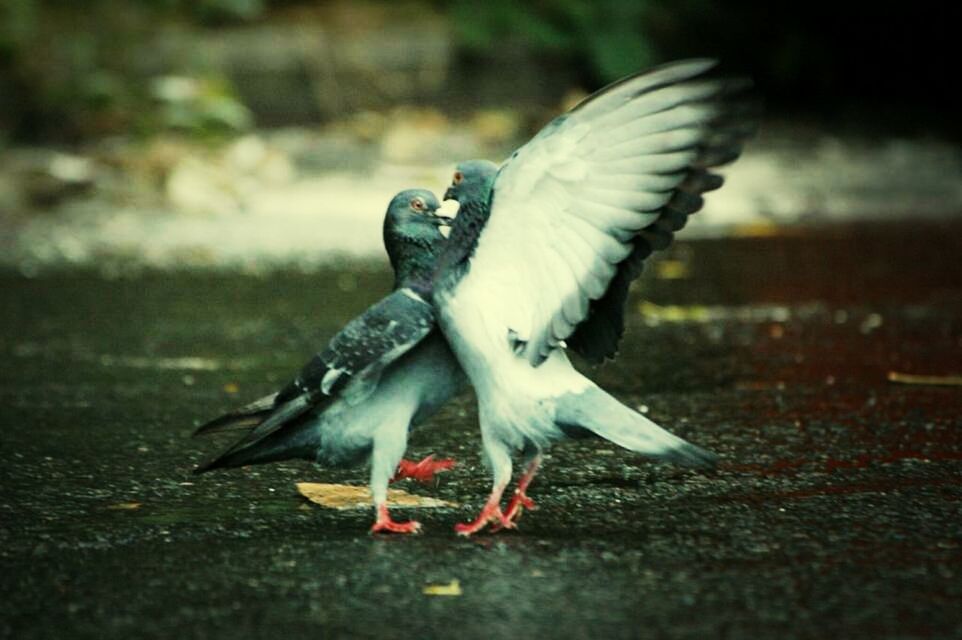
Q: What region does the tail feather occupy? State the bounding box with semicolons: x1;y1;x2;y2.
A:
193;393;320;474
555;386;718;470
193;413;268;437
193;392;279;437
193;420;319;474
655;438;719;469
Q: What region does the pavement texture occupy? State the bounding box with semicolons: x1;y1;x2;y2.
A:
2;220;961;639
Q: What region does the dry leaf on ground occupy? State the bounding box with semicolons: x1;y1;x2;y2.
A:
887;372;962;386
422;580;462;596
106;502;142;510
296;482;457;510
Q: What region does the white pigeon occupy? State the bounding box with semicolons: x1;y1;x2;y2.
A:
434;59;756;534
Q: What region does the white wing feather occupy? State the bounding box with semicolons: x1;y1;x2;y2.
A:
467;59;738;365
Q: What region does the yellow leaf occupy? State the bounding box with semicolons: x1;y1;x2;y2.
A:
887;372;962;386
106;502;142;510
638;301;712;323
423;580;462;596
296;482;457;511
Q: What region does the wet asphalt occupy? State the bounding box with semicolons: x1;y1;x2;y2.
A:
2;221;961;639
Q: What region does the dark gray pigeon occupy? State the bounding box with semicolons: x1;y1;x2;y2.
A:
193;189;466;534
434;59;756;535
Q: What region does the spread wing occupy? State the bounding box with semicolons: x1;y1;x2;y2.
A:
470;59;755;365
564;169;731;362
195;287;435;446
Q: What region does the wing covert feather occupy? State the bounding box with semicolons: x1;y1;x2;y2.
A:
239;288;436;444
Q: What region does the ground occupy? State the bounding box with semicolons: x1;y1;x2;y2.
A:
2;221;961;639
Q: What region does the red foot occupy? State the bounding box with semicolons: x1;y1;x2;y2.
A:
392;454;456;484
370;504;422;535
492;456;542;531
495;489;537;530
455;501;514;536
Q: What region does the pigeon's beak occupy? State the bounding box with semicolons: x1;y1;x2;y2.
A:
443;186;456;201
429;211;454;227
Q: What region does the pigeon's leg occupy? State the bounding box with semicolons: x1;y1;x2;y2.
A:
392;454;456;484
454;485;510;536
369;424;422;534
497;454;541;528
455;440;513;536
371;503;421;534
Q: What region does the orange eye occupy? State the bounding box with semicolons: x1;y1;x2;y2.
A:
453;171;464;185
410;197;425;211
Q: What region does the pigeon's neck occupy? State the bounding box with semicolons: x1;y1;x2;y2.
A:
389;235;442;295
434;199;490;286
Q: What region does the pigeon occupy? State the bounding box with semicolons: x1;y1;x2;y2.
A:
193;189;467;534
434;59;756;535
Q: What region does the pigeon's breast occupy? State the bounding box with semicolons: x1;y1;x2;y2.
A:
440;276;590;400
435;275;505;393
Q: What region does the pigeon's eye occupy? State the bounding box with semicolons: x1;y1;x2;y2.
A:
410;197;425;211
453;171;464;185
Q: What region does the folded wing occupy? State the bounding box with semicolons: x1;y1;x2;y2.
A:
194;287;436;452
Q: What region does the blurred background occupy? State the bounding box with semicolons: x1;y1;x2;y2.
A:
1;0;959;272
4;4;962;637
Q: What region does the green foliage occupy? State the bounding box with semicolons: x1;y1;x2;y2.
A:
149;76;253;136
0;0;39;57
447;0;654;82
191;0;266;25
0;0;264;141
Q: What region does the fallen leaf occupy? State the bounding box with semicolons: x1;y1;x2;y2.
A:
639;301;712;323
106;502;142;510
423;580;462;596
296;482;457;510
887;372;962;386
638;301;795;325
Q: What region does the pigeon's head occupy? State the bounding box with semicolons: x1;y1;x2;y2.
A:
384;189;448;281
444;159;499;204
384;188;448;242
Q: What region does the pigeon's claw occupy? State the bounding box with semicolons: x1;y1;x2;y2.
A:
492;455;542;531
494;489;537;531
455;501;514;536
370;504;422;535
392;454;456;484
